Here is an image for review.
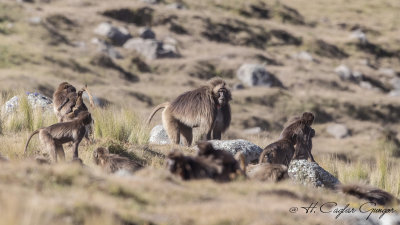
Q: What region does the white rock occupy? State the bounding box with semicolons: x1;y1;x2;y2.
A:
294;51;314;61
236;64;282;87
149;124;185;145
349;29;367;44
94;22;131;46
334;64;352;80
243;127;261;135
288;159;340;189
201;139;263;164
379;68;396;77
124;38;160;60
124;38;179;60
326;124;349;139
28;17;41;25
139;27;156;39
389;77;400;90
2;92;53;115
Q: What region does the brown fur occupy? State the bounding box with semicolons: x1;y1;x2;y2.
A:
197;141;243;180
24;111;92;162
280;112;315;162
35;156;51;165
167;150;220;181
61;86;94;142
53;82;77;122
234;152;288;182
339;184;400;206
259;138;296;166
293;126;315;162
62;89;88;122
93;147;142;173
247;163;289;182
280;112;314;140
147;78;232;146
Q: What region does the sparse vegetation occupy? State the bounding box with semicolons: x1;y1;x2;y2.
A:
0;0;400;224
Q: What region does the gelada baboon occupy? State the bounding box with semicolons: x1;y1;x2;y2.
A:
147;78;232;146
167;149;219;181
247;164;289;182
197;141;244;180
259;135;296;166
59;85;95;141
339;184;400;206
93;147;142;173
235;152;288;182
280;112;315;162
280;112;314;139
24;111;92;162
293;126;315;162
62;89;88;122
53;82;77;122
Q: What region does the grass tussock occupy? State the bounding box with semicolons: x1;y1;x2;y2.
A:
319;140;400;197
93;107;149;145
1;93;57;133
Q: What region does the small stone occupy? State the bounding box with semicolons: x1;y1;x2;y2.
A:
139;27;156;39
294;51;314;61
149;125;170;145
124;38;160;60
349;29;367;44
334;64;352;80
149;125;183;145
167;3;187;10
28;17;41;25
326;124;349;139
141;0;160;4
124;38;179;60
379;68;396;77
243;127;262;135
360;81;373;89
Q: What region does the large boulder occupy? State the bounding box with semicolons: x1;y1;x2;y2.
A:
203;139;263;164
288;159;340;189
94;22;132;46
2;92;53;115
236;64;283;87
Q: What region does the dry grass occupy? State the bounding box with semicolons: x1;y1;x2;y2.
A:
0;161;357;225
0;0;400;223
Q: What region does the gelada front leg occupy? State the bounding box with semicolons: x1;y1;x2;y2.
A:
72;142;80;159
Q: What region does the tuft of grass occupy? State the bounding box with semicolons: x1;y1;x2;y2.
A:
4;94;33;132
322;139;400;197
2;93;57;133
93;107;149;145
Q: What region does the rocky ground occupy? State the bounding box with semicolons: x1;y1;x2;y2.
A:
0;0;400;224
